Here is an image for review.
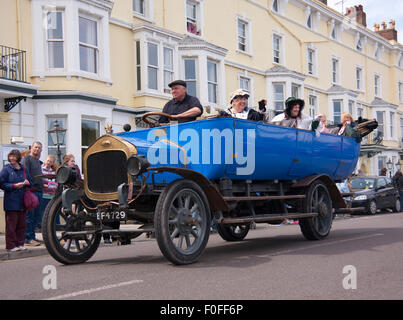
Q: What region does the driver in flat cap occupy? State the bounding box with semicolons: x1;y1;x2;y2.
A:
159;80;203;124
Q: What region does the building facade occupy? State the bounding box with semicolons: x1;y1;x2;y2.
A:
0;0;402;232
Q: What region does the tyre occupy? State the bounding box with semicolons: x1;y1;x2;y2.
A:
216;223;250;241
299;180;333;240
154;179;211;265
392;198;401;213
367;200;377;215
42;195;101;265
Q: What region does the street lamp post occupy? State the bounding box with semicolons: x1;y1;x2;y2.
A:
396;161;401;173
47;119;67;165
386;159;393;178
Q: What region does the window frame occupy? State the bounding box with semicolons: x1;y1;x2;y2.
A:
356;66;363;91
81;118;101;167
184;57;198;97
207;59;218;104
47;116;67;161
147;41;159;91
78;15;99;74
133;0;145;15
46;10;65;70
272;33;283;65
332;100;342;124
186;0;202;37
376;111;385;137
236;17;253;56
331;57;340;85
307;45;317;76
272;82;285;115
163;46;174;94
239;74;253;108
389;112;395;140
374;73;381;98
308;94;318;119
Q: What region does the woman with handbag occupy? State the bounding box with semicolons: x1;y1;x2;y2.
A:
0;150;33;251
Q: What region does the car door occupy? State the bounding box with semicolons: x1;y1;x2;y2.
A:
375;178;387;208
384;178;396;207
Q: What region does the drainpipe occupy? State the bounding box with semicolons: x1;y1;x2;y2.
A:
16;0;22;49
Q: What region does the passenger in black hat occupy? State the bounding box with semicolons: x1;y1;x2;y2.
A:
159;80;203;124
267;97;313;130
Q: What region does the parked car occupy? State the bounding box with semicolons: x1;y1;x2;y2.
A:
351;176;400;214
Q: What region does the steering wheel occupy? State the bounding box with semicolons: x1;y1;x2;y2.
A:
142;112;175;128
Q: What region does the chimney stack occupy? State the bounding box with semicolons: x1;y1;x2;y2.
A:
345;5;367;27
375;20;398;41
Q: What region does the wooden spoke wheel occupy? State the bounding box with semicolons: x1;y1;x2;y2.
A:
154;179;211;265
299;180;333;240
42;195;101;265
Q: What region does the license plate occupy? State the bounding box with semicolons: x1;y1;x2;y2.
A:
96;211;127;221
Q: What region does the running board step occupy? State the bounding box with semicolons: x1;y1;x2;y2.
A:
63;228;154;236
220;212;317;224
334;207;365;213
223;195;306;201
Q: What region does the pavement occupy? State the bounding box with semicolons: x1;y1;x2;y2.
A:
0;232;48;261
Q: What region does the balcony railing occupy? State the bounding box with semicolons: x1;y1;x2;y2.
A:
0;45;27;83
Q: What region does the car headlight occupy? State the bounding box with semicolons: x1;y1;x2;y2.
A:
354;195;367;201
127;155;150;176
56;166;78;185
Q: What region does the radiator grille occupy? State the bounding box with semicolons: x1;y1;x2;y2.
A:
87;151;127;193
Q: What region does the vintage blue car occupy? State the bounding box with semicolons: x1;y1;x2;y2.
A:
42;113;369;265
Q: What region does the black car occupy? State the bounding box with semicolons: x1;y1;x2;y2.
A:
350;176;400;214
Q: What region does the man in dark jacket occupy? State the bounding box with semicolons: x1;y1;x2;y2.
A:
159;80;203;124
22;141;44;246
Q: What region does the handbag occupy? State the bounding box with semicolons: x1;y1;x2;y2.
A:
23;168;39;211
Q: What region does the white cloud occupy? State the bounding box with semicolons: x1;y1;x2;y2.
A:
327;0;403;42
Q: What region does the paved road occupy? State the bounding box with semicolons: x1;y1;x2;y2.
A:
1;212;403;300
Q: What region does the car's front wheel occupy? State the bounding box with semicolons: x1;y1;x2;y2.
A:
367;200;377;215
42;195;101;265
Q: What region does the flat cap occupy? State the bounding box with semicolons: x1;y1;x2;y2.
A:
168;80;187;88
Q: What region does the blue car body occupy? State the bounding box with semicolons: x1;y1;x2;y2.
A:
117;118;360;183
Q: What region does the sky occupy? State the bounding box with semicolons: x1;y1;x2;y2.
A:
327;0;403;43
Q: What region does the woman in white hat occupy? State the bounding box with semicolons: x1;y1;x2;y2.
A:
223;89;262;121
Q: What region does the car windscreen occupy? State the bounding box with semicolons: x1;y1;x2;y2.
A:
350;178;376;189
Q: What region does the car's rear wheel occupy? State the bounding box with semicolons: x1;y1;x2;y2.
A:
368;200;377;215
154;179;211;265
216;223;250;241
299;180;333;240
